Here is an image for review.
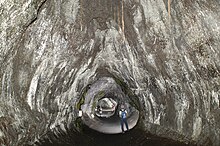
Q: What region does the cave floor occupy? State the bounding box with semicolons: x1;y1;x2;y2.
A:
36;123;196;146
81;109;139;134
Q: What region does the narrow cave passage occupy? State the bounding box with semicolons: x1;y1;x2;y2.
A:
79;77;139;134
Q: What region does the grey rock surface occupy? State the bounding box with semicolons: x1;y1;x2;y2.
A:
0;0;220;145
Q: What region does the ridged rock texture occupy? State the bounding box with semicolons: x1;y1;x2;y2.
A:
0;0;220;146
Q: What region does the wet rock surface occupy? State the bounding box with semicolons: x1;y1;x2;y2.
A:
0;0;220;146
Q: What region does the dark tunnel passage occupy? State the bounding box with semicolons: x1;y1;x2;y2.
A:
1;0;220;145
33;77;197;146
79;77;140;134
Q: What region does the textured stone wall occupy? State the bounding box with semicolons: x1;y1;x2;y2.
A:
0;0;220;145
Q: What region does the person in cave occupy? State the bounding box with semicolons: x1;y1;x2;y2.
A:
119;105;129;133
96;105;102;114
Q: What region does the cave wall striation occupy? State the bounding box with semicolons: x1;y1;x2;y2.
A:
0;0;220;145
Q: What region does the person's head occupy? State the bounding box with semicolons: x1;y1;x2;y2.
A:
120;105;125;110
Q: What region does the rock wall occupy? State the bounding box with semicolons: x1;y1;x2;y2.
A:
0;0;220;145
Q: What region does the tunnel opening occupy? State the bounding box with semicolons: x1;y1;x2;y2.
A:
77;77;140;134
